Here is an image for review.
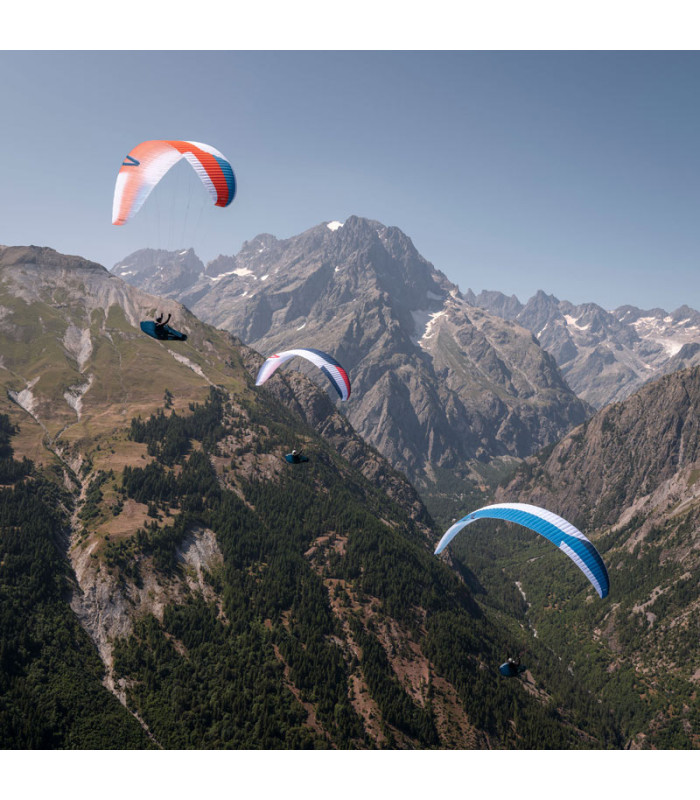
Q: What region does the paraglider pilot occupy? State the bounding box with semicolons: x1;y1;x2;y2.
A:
154;312;171;337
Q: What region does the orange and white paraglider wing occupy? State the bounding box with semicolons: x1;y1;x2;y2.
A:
112;140;236;226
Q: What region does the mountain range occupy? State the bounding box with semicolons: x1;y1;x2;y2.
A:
113;217;592;489
113;219;700;426
2;239;698;749
467;289;700;409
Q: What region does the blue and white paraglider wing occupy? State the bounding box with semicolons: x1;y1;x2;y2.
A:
255;348;351;401
434;502;609;599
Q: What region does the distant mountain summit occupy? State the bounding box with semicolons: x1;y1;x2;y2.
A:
112;247;205;297
469;289;700;408
115;217;591;486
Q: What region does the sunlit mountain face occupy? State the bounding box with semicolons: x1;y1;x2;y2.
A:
468;289;700;409
114;216;592;490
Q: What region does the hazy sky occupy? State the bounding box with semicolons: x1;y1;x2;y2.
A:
1;49;699;311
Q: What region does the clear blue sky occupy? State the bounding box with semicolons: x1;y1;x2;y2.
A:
1;50;699;311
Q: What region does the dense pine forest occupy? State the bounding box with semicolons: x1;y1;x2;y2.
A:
0;414;151;748
425;491;699;749
110;389;600;748
1;385;697;748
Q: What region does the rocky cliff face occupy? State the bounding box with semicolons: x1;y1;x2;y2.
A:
112;247;205;298
498;365;700;526
470;289;700;409
114;217;592;486
492;366;700;737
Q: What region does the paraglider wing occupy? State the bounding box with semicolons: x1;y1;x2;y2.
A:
285;453;310;464
434;502;609;599
113;140;236;225
140;321;188;341
255;348;351;401
499;661;526;678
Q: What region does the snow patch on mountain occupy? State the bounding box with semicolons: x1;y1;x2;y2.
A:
210;267;256;282
661;339;689;357
327;221;343;231
631;316;700;357
411;308;448;347
564;314;590;331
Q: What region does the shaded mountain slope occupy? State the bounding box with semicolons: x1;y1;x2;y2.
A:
465;366;700;747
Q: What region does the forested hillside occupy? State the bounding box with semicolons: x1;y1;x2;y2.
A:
64;387;635;748
2;384;650;749
431;367;700;749
0;414;151;747
1;245;696;749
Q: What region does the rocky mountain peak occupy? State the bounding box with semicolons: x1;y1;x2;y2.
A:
112;247;205;297
1;244;104;272
466;289;522;320
670;304;700;325
114;218;591;486
472;288;700;408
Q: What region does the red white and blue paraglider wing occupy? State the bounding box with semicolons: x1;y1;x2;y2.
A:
112;140;236;225
434;502;609;599
255;348;351;401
